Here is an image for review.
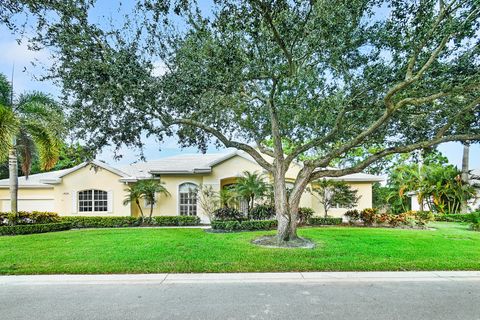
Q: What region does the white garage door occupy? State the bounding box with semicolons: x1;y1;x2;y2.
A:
1;199;54;212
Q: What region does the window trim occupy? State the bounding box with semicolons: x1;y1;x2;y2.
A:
77;189;109;213
177;182;198;216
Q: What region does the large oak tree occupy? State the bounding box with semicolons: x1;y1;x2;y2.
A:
2;0;479;242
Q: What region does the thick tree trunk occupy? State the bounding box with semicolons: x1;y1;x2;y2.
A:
461;143;470;213
8;146;18;216
274;165;314;242
274;171;294;242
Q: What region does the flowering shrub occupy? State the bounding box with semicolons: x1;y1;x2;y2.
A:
0;211;60;226
360;208;378;226
351;209;430;228
375;213;390;225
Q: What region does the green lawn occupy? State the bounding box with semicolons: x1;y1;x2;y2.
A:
0;222;479;274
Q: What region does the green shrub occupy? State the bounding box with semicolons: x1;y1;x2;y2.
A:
211;219;277;231
0;211;60;226
360;208;378;226
151;216;200;226
61;216;201;228
344;209;360;225
414;211;434;226
435;213;478;222
0;222;71;236
307;217;342;226
211;220;241;230
387;212;414;227
248;205;275;220
469;212;480;231
239;220;277;230
61;216;141;228
298;207;314;225
213;207;244;221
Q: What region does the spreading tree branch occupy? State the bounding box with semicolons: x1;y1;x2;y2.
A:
169;118;273;171
309;133;480;182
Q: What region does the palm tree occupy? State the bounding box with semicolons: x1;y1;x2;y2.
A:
461;142;470;213
219;186;238;208
123;179;170;223
123;184;146;221
235;171;269;212
0;89;64;216
138;179;171;221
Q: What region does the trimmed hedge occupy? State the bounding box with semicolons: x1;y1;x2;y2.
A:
307;217;342;226
435;213;478;222
151;216;201;226
211;219;277;231
0;222;71;236
61;216;140;228
61;216;200;228
0;211;60;226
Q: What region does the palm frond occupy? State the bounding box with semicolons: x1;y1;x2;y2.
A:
0;104;18;161
24;122;61;171
16;128;35;178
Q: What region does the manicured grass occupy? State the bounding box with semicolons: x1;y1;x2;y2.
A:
0;222;478;274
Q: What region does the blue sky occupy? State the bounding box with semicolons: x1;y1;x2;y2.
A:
0;2;478;168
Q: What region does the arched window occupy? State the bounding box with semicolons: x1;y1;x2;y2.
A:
78;189;108;212
178;183;198;216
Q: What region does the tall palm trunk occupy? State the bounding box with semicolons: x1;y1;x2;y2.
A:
461;142;470;213
135;199;145;222
8;145;18;216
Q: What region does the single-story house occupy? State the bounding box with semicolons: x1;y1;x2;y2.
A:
0;151;382;222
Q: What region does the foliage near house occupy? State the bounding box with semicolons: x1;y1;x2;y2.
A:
0;222;71;236
61;216;200;228
386;153;477;214
198;184;221;221
123;179;170;222
0;211;60;226
310;180;360;217
235;171;270;212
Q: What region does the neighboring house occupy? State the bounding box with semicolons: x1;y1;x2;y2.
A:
0;151;382;222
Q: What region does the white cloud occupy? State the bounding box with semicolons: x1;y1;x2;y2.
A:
0;27;57;96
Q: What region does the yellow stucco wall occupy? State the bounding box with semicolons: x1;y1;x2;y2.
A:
310;182;373;218
0;165;130;216
53;165;130;216
131;175;204;217
0;187;54;211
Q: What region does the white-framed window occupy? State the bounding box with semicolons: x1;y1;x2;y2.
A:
179;183;198;216
78;189;108;212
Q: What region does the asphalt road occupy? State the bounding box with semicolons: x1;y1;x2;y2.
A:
1;273;480;320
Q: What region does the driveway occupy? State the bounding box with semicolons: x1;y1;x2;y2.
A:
1;272;480;320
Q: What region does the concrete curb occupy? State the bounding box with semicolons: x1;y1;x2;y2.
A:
1;271;480;286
